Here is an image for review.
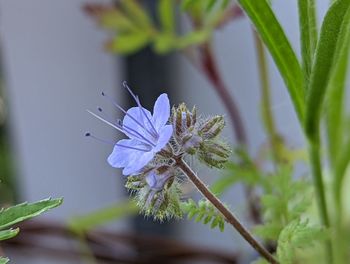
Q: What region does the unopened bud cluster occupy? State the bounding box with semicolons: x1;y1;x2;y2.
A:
171;103;231;168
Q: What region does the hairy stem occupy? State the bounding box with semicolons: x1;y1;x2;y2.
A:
176;157;278;264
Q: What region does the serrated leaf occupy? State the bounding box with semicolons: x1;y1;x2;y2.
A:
108;33;150;54
254;224;282;241
182;199;225;231
237;0;305;122
0;198;62;230
0;228;19;241
277;220;324;264
195;212;205;222
218;219;225;232
203;215;212;224
211;217;219;229
305;0;350;140
0;258;9;264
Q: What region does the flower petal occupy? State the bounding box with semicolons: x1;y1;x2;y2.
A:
107;139;144;169
152;93;170;131
122;106;154;141
154;125;173;152
107;139;149;168
122;151;154;176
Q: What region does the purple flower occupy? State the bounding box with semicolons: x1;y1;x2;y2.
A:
89;82;173;176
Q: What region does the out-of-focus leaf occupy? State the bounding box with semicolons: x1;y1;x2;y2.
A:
0;228;19;241
120;0;153;30
237;0;305;122
177;30;211;49
0;198;63;230
305;0;350;141
68;200;138;233
99;8;136;32
277;220;324;264
153;33;176;54
108;33;150;54
158;0;175;33
0;258;9;264
181;199;225;232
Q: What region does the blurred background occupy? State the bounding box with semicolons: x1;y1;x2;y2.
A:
0;0;330;263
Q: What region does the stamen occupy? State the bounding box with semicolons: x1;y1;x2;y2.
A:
85;132;115;145
101;91;156;139
87;110;125;133
115;142;151;152
119;120;156;147
122;81;159;138
96;107;155;147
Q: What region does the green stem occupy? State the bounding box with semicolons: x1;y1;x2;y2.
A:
309;142;329;227
176;157;278;264
254;32;281;163
309;140;333;262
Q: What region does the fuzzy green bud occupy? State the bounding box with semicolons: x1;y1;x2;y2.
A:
198;141;231;168
199;115;225;140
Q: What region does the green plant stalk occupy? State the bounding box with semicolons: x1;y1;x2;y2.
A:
254;32;280;163
175;157;278;264
308;140;333;262
309;142;329;227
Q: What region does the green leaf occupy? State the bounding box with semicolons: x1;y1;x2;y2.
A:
68;200;137;233
0;228;19;241
158;0;175;33
99;8;137;32
326;5;350;168
153;33;176;54
0;258;9;264
120;0;153;30
108;33;150;54
0;198;62;230
298;0;318;83
237;0;305;122
177;30;211;49
182;199;225;232
305;0;350;140
276;220;324;264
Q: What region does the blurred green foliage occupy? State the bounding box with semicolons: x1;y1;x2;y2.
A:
85;0;234;54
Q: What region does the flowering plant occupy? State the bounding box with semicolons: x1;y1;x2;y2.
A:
85;1;350;264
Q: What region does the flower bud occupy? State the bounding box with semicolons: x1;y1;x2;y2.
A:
172;103;196;137
182;133;202;154
199;115;225;140
198;141;231;168
134;166;182;220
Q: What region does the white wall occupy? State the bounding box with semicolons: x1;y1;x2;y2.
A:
0;1;128;262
